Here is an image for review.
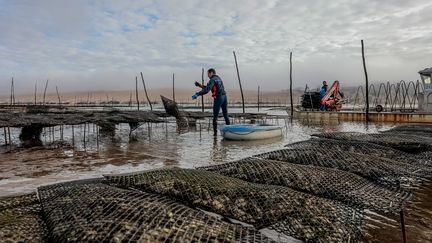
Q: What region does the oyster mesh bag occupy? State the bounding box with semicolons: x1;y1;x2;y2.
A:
384;124;432;135
37;178;271;243
105;168;364;242
0;193;47;242
285;138;432;167
255;140;432;188
198;157;411;213
161;95;189;126
312;132;432;153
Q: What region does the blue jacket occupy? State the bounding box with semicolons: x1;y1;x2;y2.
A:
320;86;327;98
198;75;226;98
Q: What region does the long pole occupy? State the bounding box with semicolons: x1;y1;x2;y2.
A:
71;125;75;147
7;127;11;146
83;124;86;149
233;51;245;113
140;72;153;111
43;79;49;106
96;125;99;150
201;68;205;112
361;40;370;122
257;85;260;112
56;86;61;106
129;93;132;107
172;73;175;102
135;76;140;110
34;81;37;105
400;210;407;243
13;79;15;105
10;77;15;107
3;127;7;145
289;52;294;116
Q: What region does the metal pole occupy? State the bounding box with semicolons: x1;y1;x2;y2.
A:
7;127;11;146
135;76;140;110
289;52;294;117
361;40;370;122
3;127;7;145
83;123;86;149
201;68;205;112
96;125;99;150
72;125;75;147
87;123;90;142
233;51;245;113
400;210;407;243
60;125;63;142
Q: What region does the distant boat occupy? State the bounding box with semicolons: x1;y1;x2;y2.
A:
220;124;283;140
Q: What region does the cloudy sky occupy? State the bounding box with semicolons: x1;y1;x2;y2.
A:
0;0;431;95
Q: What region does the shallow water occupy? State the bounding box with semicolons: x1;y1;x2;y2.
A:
2;109;432;242
0;109;394;196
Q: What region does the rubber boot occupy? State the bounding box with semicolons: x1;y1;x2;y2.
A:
213;120;218;136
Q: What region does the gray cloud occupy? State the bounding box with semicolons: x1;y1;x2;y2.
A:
0;0;431;95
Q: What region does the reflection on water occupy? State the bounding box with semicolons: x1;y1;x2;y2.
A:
0;114;395;196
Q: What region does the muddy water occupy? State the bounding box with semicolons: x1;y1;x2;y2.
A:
4;112;432;242
364;181;432;243
0;114;393;196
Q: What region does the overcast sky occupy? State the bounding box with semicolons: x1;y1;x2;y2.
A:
1;0;431;95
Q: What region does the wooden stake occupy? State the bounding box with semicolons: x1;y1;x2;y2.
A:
10;77;15;107
43;79;49;106
258;85;260;112
400;210;407;243
201;68;205;112
7;127;11;145
361;40;370;122
172;73;175;102
83;123;86;148
3;127;7;145
135;76;140;110
140;72;153;110
233;51;245;113
56;86;61;106
72;125;75;147
34;81;37;105
289;52;294;117
96;125;99;150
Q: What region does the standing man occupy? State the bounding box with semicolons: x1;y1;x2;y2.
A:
192;68;230;136
320;81;328;111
